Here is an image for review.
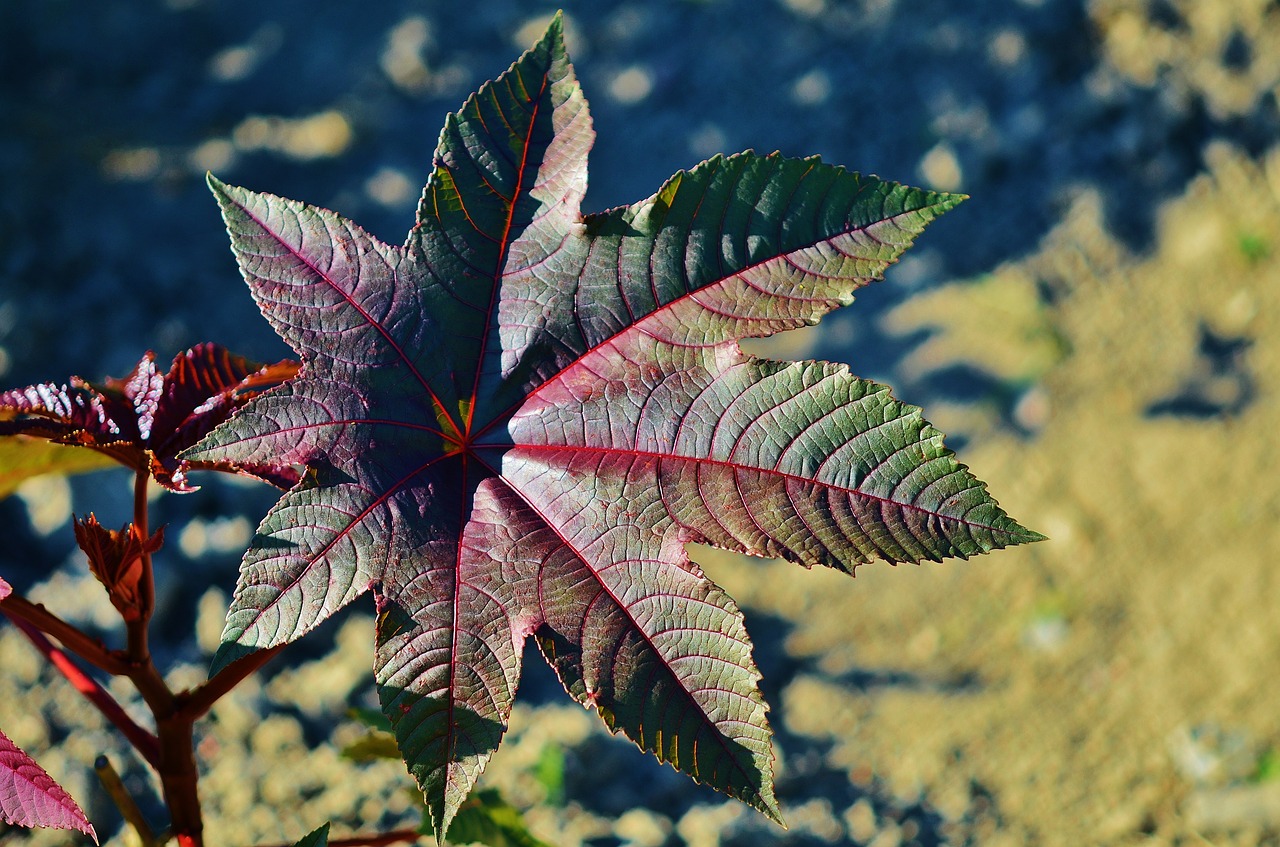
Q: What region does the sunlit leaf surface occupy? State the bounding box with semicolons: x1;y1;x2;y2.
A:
187;14;1040;838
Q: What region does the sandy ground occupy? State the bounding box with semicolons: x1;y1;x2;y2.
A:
3;1;1280;845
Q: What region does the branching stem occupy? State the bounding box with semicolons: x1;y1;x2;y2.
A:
8;618;160;766
0;594;129;675
182;644;285;720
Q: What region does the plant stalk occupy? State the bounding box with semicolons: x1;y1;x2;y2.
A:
95;754;159;847
153;713;203;847
10;618;159;766
114;471;205;847
0;594;130;675
127;469;156;663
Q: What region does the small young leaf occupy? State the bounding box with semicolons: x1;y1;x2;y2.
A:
187;13;1042;841
0;729;96;842
73;514;163;622
0;343;300;492
291;822;330;847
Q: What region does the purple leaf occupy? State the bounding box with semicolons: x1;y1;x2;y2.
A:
1;343;300;491
0;729;96;842
186;13;1042;839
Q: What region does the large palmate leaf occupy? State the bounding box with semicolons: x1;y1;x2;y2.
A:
187;15;1041;837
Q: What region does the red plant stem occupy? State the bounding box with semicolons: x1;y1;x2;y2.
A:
3;468;298;847
9;617;160;766
152;713;202;847
257;829;422;847
115;470;205;847
0;594;130;675
181;644;285;720
127;469;155;663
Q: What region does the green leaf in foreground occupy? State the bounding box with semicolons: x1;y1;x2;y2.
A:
187;12;1042;840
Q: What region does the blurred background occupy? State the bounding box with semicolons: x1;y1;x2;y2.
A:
2;0;1278;845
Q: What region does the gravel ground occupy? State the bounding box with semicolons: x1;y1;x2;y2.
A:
3;1;1279;845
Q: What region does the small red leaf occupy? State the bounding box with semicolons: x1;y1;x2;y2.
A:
0;344;301;492
0;729;96;842
0;576;10;601
73;514;163;622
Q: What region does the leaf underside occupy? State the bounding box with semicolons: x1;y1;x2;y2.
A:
0;729;96;842
187;13;1041;839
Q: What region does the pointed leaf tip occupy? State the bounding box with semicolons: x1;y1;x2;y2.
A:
208;639;256;678
535;10;569;58
1014;525;1048;544
291;822;330;847
0;730;96;841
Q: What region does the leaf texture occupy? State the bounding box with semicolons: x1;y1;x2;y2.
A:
0;729;96;841
187;13;1041;839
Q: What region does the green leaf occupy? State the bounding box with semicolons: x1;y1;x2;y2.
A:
419;789;551;847
346;706;394;734
341;730;402;763
0;436;116;500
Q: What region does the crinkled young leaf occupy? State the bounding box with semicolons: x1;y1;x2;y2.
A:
0;343;300;492
187;13;1041;840
0;729;96;842
73;514;164;622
